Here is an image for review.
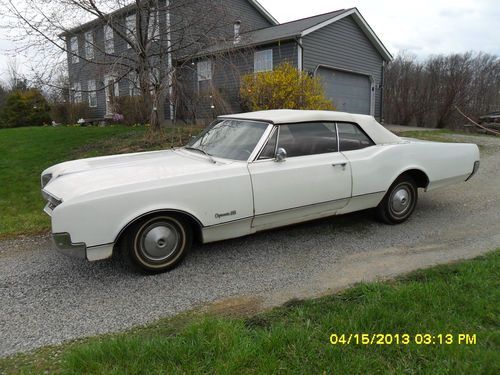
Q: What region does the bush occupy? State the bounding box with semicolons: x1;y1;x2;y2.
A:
50;102;90;125
240;62;334;111
0;89;51;128
115;96;150;125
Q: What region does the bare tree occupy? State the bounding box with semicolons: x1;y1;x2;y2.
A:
384;52;500;129
0;0;240;133
6;58;28;91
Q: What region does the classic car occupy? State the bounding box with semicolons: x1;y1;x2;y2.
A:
41;110;480;273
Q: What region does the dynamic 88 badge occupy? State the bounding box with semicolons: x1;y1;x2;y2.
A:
329;333;477;346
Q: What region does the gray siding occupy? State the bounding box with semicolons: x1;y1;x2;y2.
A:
66;0;272;120
212;41;298;115
302;16;384;119
223;0;273;32
176;40;298;121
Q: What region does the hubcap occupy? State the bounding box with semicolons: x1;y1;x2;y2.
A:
141;223;179;262
391;186;411;215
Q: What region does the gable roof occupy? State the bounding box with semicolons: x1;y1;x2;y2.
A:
204;8;392;62
241;8;349;45
248;0;279;25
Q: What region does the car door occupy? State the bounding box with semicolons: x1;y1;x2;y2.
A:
248;122;352;230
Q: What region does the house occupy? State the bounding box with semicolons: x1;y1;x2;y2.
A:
64;1;392;123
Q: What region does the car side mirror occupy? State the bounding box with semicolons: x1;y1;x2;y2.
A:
275;147;287;162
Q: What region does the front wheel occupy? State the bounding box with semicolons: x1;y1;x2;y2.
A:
376;176;418;224
124;214;192;274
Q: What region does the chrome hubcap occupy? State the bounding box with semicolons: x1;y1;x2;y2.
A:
391;187;411;214
141;223;179;261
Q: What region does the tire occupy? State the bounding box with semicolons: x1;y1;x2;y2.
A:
376;175;418;224
124;214;192;274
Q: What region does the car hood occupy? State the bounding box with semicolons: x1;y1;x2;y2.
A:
43;149;226;202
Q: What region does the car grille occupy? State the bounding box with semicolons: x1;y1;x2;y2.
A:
42;191;62;215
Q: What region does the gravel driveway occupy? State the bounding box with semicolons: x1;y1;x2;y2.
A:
1;133;499;357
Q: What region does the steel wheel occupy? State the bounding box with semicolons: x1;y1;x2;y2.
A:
376;176;418;224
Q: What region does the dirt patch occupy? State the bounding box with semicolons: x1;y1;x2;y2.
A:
201;295;264;318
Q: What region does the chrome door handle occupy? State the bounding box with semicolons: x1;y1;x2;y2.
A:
332;162;347;170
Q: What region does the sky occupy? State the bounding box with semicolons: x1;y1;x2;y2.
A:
0;0;499;82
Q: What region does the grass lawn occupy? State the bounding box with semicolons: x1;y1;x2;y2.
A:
398;128;494;142
1;251;498;374
0;125;200;239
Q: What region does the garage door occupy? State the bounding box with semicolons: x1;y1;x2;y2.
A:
317;68;372;115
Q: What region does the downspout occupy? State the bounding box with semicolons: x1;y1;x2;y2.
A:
380;61;385;123
296;37;304;106
296;37;304;71
166;0;174;122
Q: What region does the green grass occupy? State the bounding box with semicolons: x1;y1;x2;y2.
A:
1;251;498;374
0;125;199;239
398;129;495;142
398;129;464;143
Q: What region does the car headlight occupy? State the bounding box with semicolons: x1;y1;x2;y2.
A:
41;173;53;188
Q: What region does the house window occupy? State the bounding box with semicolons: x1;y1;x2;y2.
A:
126;14;136;49
85;32;94;60
128;71;140;96
197;60;212;81
254;49;273;72
87;80;97;107
70;36;79;64
72;82;82;103
147;9;160;41
104;25;114;54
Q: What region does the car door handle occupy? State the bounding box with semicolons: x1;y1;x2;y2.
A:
332;162;347;169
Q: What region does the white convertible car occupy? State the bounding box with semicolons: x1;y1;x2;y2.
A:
41;110;480;273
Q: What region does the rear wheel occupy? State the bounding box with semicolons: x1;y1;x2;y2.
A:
124;214;192;274
376;176;418;224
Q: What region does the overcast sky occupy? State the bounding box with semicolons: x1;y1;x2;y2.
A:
0;0;498;82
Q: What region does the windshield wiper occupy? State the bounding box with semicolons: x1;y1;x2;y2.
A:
184;147;216;164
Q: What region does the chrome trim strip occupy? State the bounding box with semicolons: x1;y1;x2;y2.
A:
248;123;274;162
252;125;277;162
203;191;385;228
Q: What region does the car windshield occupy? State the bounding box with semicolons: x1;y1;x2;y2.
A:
186;119;269;161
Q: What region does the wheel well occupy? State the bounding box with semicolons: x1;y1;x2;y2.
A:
399;169;429;189
115;210;203;248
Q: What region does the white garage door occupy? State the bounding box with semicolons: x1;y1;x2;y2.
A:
317;68;372;115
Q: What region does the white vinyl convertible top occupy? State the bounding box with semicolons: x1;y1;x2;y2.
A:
218;109;402;145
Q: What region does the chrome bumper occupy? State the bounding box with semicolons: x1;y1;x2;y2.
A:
52;233;87;260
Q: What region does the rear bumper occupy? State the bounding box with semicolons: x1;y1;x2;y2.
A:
52;233;87;259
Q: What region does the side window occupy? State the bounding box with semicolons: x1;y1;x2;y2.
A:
277;122;338;158
258;128;277;160
337;122;374;151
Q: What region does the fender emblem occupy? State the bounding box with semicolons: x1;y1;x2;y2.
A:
215;210;236;219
